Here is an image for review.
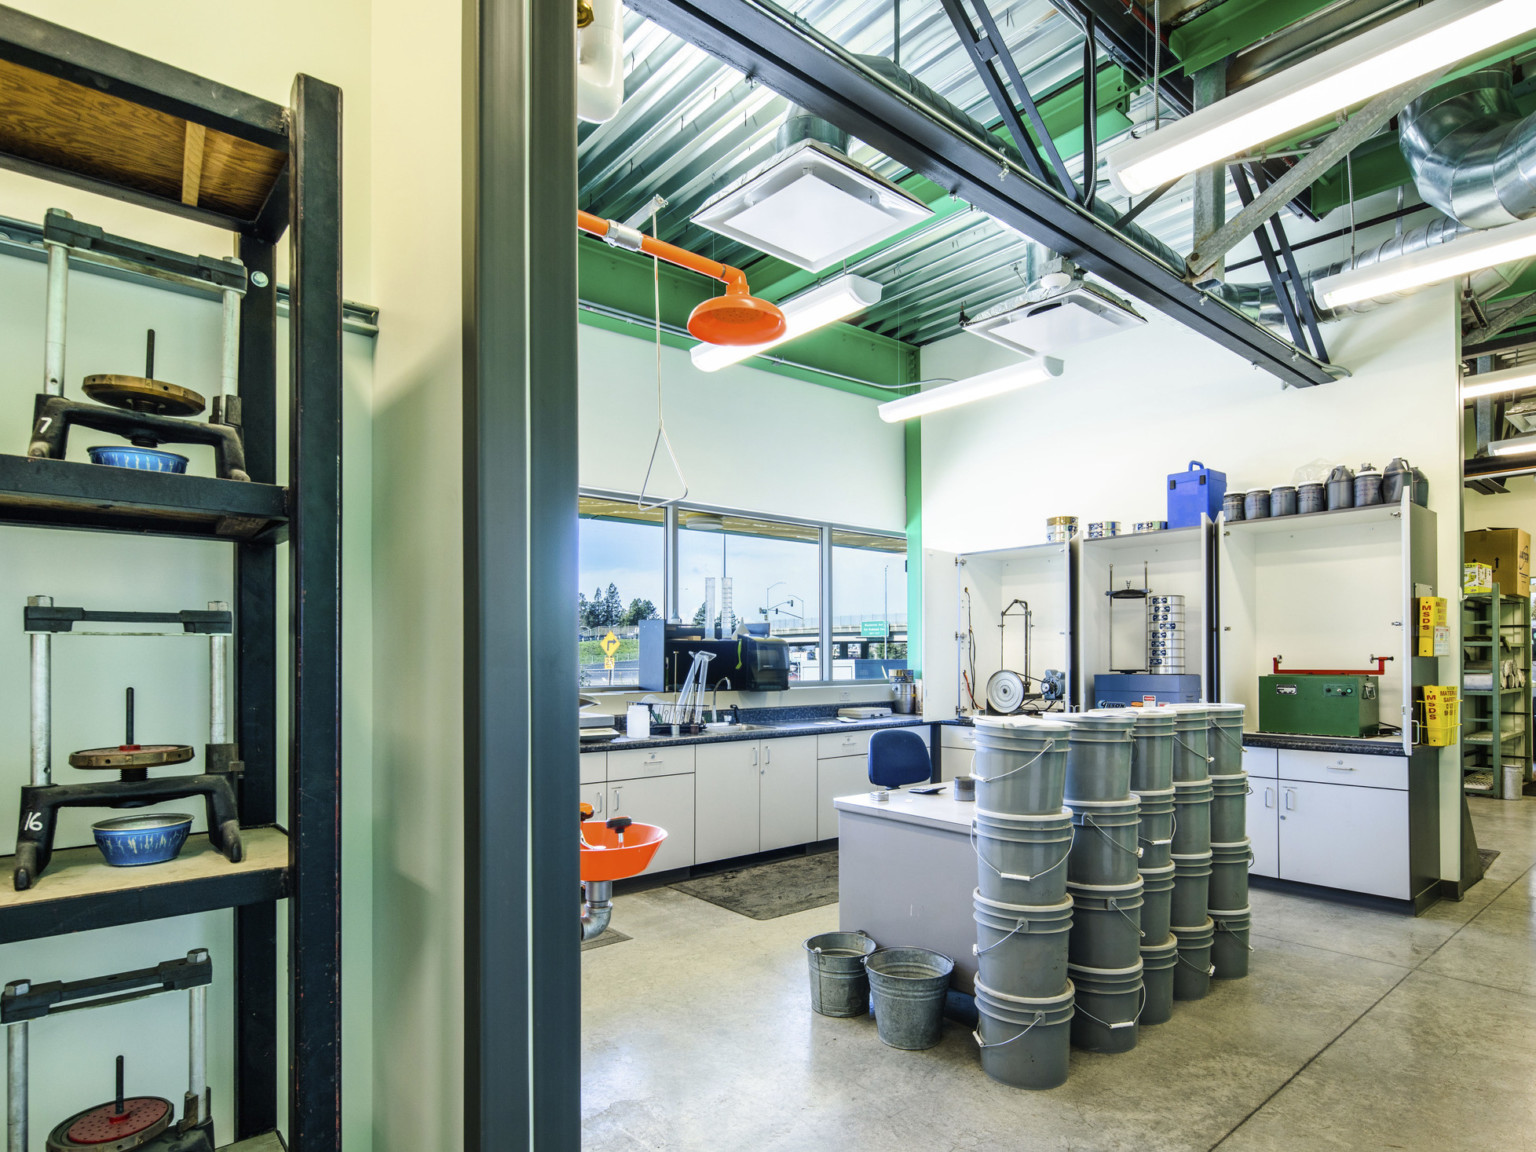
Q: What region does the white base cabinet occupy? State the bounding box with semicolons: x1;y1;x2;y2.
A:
817;756;870;841
607;771;695;876
695;735;818;864
1247;780;1279;878
760;736;818;851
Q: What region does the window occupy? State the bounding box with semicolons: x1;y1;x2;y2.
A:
576;492;905;687
578;496;664;687
831;529;908;681
679;510;821;682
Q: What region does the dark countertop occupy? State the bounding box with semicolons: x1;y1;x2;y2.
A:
1241;731;1407;758
580;713;928;753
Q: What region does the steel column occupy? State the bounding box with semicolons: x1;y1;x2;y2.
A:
287;72;344;1152
626;0;1334;387
466;0;580;1147
1191;62;1226;282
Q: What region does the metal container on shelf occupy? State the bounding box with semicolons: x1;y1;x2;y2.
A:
1270;485;1297;517
1222;491;1245;522
1134;520;1167;533
1298;482;1325;514
1086;521;1122;539
1244;489;1270;520
1046;516;1079;543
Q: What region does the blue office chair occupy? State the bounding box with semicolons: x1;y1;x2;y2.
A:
867;728;932;789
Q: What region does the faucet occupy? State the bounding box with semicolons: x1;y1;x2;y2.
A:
712;678;737;725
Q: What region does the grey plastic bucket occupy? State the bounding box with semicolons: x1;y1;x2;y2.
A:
1066;879;1144;970
1205;704;1245;776
1210;905;1253;980
1067;960;1144;1053
1129;709;1176;793
1062;713;1136;803
973;808;1074;906
973;721;1071;815
1170;851;1212;928
1067;797;1142;886
1134;787;1176;870
864;947;954;1050
1171;780;1213;856
803;930;877;1017
1210;839;1252;912
1172;919;1215;1001
1169;707;1212;783
1138;862;1175;944
973;979;1074;1090
1139;936;1177;1025
1209;772;1249;843
973;890;1073;999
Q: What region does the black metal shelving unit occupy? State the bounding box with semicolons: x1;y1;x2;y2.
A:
0;7;342;1150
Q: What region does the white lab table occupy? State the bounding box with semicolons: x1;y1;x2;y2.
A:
834;787;981;993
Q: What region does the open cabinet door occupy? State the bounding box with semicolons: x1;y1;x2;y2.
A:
922;548;959;720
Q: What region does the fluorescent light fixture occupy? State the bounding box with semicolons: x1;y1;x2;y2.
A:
690;274;881;372
692;140;931;272
1107;0;1536;197
1313;216;1536;309
1489;434;1536;457
877;358;1064;423
1463;364;1536;401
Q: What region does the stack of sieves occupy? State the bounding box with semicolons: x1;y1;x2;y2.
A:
969;719;1077;1089
1060;713;1145;1055
1147;594;1185;673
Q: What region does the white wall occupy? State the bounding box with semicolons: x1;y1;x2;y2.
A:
921;286;1464;878
578;324;907;531
1466;475;1536;533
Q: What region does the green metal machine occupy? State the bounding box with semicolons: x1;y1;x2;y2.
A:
1258;674;1381;738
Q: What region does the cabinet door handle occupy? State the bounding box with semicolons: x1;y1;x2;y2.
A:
1264;787;1276;809
1326;763;1356;772
611;787;622;812
765;745;772;765
595;792;604;816
752;747;758;766
1283;789;1296;811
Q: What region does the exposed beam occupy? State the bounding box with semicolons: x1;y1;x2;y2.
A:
1173;0;1335;78
1465;291;1536;347
623;0;1335;386
180;122;205;207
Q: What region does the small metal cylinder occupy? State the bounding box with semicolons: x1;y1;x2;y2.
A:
220;286;241;400
6;1019;27;1152
43;242;67;396
28;596;51;787
209;601;229;745
188;984;208;1112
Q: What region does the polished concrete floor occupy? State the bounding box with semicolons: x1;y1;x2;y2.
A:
581;797;1536;1151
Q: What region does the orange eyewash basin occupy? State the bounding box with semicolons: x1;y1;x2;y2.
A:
580;820;667;882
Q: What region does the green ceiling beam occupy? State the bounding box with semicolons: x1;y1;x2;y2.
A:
577;238;920;397
1308;133;1411;217
1171;0;1334;76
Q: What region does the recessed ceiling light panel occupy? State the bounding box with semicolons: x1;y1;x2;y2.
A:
692;140;931;272
964;280;1145;356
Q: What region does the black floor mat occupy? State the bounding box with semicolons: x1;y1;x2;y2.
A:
671;851;839;920
581;927;631;952
1480;848;1501;872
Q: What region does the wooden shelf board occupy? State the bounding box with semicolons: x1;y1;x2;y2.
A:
0;454;287;541
0;825;287;942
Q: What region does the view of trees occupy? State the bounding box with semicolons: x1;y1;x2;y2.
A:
579;583;659;631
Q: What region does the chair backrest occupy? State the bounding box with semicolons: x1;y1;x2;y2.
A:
867;728;931;789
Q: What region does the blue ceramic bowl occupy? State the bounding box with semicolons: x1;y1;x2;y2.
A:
92;812;194;866
87;446;189;473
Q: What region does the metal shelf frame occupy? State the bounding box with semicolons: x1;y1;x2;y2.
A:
0;7;343;1149
1461;585;1531;800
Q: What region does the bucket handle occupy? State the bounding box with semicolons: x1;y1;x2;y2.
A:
971;822;1075;884
1138;809;1176;848
1073;982;1148;1031
971;740;1057;785
810;928;872;974
1214;919;1256;952
973;916;1038;955
972;1011;1044;1049
1108;896;1146;938
1209;722;1244;754
1176;949;1216;977
1082;814;1143;860
1173;735;1215;768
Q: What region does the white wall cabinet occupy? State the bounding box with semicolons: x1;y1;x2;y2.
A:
607;772;695;876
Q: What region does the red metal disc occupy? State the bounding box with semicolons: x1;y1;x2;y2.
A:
63;1098;170;1144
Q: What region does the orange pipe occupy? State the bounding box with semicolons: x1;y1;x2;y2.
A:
577;210;750;295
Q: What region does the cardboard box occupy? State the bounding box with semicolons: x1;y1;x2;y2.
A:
1417;597;1449;657
1464;528;1530;597
1464;563;1494;594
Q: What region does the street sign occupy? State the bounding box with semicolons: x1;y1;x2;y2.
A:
604;656;616;670
600;630;621;656
860;621;889;639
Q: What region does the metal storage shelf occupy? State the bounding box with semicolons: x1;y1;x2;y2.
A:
0;453;287;540
1222;501;1404;537
1461;582;1531;799
0;826;288;943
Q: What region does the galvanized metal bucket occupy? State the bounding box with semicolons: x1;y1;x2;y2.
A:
974;979;1075;1090
1209;839;1253;912
972;890;1074;1000
973;721;1070;815
1066;797;1142;887
1066;878;1144;970
1210;904;1253;980
973;808;1075;906
1172;780;1213;856
803;930;878;1018
1138;935;1177;1025
1209;772;1250;843
1067;959;1144;1054
1134;786;1176;870
865;947;954;1050
1137;861;1175;945
1172;918;1215;1001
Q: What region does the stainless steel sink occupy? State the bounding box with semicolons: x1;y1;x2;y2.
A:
704;722;779;732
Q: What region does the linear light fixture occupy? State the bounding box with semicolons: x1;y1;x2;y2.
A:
690;274;881;372
877;358;1065;423
1313;216;1536;309
1463;364;1536;401
1489;434;1536;457
1107;0;1536;197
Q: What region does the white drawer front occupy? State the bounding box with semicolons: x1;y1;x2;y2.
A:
941;725;977;750
1277;749;1407;791
818;729;873;759
1241;745;1278;779
608;744;696;781
579;752;606;785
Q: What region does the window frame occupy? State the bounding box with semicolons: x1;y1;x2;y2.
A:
579;487;907;687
